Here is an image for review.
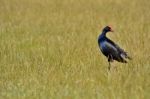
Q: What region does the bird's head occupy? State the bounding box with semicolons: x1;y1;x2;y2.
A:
103;26;114;33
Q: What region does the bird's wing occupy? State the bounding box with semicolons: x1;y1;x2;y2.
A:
101;41;119;55
106;39;126;53
106;39;132;59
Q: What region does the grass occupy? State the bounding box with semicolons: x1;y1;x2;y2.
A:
0;0;150;99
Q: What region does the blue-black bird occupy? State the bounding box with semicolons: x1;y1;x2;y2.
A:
98;26;131;70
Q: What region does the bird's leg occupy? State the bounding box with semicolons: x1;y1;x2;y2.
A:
108;55;113;71
107;55;111;71
108;61;111;70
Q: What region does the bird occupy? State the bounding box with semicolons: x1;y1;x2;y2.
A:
98;26;131;70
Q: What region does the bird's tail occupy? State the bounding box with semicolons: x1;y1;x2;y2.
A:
124;52;132;60
121;52;132;60
126;55;132;60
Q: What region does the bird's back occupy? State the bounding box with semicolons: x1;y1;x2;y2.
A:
98;37;130;63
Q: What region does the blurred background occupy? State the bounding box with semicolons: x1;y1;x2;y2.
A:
0;0;150;99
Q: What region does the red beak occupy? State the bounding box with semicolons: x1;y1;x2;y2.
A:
110;29;114;32
108;25;114;32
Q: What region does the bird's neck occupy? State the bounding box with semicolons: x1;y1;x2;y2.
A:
98;31;107;44
102;30;107;36
99;31;107;39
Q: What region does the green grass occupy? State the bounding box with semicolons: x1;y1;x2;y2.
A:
0;0;150;98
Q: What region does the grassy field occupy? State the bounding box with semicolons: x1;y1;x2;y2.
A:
0;0;150;99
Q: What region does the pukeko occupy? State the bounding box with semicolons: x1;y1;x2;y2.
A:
98;26;131;70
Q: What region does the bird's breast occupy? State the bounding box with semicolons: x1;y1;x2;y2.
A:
99;41;107;52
